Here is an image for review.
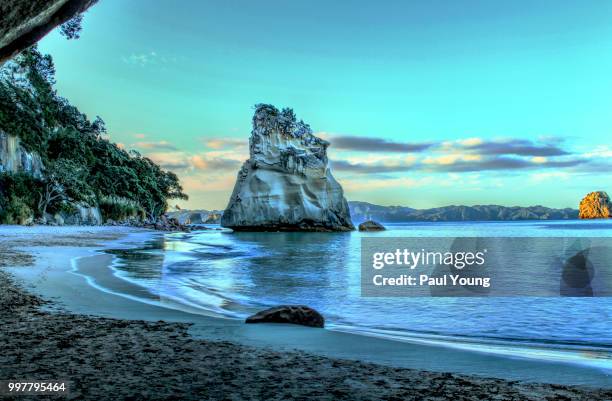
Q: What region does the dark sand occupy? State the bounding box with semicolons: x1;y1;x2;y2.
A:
1;228;611;400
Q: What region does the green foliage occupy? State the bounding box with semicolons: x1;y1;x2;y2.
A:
99;196;144;221
0;198;32;225
60;15;84;40
0;47;188;222
0;173;42;224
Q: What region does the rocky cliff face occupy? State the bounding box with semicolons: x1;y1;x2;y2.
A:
0;0;97;63
221;104;354;232
579;191;611;219
0;131;43;178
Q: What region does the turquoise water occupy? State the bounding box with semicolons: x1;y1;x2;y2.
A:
100;220;612;371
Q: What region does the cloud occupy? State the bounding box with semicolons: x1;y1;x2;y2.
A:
325;134;569;158
332;155;587;174
204;138;247;150
332;159;415;174
122;52;158;67
133;141;179;151
455;138;569;157
121;51;178;67
133;133;146;139
190;155;242;171
327;135;433;153
582;145;612;158
145;152;191;170
422;157;585;173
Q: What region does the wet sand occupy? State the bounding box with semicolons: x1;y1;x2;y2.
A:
1;226;611;400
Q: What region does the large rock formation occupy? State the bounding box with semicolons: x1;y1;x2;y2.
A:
0;0;97;64
221;104;354;232
0;130;43;178
579;191;611;219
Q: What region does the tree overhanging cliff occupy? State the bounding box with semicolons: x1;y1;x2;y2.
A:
0;0;97;64
0;47;187;224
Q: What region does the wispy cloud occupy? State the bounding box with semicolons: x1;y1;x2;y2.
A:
454;138;569;157
327;134;434;153
190;155;242;171
332;159;415;174
121;51;178;67
133;141;179;151
204;138;247;150
332;155;587;174
327;134;570;157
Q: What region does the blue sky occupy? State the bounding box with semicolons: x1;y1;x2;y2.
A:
38;0;611;209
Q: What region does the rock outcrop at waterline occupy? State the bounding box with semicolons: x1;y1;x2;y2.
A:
358;220;386;231
221;104;354;232
579;191;611;219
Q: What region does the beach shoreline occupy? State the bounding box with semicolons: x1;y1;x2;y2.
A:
1;225;611;400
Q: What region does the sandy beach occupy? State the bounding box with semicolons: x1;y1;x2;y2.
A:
1;226;611;400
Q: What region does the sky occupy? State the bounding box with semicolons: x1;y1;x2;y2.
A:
38;0;611;210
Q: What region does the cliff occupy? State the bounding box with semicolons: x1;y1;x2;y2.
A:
349;201;579;223
221;104;354;232
0;0;97;63
0;131;43;178
579;191;611;219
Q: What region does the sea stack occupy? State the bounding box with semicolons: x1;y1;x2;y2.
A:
578;191;611;219
221;104;354;232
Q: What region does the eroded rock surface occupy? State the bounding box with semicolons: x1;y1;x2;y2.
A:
221;104;354;232
0;130;44;178
579;191;611;219
0;0;97;64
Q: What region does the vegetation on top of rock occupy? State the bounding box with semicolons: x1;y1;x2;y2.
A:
0;47;187;224
579;191;611;219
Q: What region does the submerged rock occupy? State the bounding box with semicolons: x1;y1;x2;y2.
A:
245;305;325;328
579;191;611;219
221;104;354;232
358;220;386;231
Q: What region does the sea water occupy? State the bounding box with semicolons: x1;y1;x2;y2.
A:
94;220;612;370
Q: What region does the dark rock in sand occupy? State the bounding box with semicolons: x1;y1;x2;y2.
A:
358;220;386;231
246;305;325;328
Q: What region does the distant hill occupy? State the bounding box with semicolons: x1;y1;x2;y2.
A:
348;201;578;223
171;202;579;226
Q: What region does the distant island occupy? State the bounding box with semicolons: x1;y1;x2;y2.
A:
349;201;578;223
